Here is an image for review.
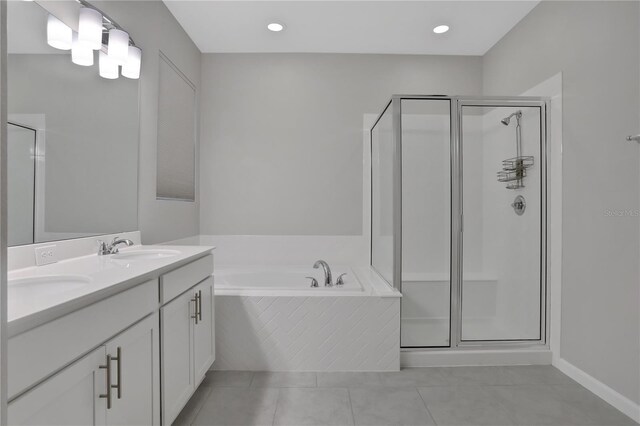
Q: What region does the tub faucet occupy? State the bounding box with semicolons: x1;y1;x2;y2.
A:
313;260;332;287
98;237;135;255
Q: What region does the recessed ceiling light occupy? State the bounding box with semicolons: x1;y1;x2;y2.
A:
267;23;284;32
433;25;450;34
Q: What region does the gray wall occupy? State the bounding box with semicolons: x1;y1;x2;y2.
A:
483;1;640;404
199;53;482;235
95;0;202;244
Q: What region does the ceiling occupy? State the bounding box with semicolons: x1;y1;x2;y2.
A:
163;1;540;55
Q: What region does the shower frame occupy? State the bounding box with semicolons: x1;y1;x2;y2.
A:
370;95;551;350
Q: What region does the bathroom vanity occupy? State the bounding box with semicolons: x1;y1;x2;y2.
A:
6;243;214;426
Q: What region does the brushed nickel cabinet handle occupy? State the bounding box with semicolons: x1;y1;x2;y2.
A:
111;347;122;399
198;290;203;322
191;294;199;324
99;354;112;409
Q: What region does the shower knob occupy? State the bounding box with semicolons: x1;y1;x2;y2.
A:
511;195;526;216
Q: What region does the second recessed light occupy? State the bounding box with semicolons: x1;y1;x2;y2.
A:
268;23;284;32
433;25;450;34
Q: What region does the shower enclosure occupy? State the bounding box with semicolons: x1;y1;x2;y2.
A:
371;95;549;350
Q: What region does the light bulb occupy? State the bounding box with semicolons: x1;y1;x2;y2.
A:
108;28;129;65
433;25;450;34
99;51;119;79
267;23;284;32
71;32;94;66
47;14;72;50
78;7;103;50
121;46;141;79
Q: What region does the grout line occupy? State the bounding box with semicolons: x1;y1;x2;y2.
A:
416;386;439;426
347;388;357;426
271;388;281;426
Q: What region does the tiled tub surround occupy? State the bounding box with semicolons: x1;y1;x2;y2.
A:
174;367;638;426
214;267;401;372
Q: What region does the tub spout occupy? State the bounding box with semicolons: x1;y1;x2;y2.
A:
313;260;332;287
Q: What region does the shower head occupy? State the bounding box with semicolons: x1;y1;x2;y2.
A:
501;110;522;126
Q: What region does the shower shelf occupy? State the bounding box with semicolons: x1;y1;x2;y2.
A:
501;156;534;171
497;155;534;189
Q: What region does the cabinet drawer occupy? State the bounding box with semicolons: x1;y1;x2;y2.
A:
8;280;157;400
160;254;213;304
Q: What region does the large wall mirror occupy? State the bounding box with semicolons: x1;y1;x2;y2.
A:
7;1;140;246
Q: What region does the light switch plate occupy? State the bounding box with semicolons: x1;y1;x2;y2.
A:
34;245;58;266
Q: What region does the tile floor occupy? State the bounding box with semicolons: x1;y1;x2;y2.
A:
173;367;638;426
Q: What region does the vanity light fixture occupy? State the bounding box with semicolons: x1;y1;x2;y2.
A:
45;1;142;79
433;24;450;34
267;22;284;32
47;14;72;50
122;46;142;79
99;51;119;79
108;28;130;65
71;32;94;66
78;6;103;49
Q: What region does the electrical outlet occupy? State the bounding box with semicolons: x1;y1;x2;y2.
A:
34;245;58;266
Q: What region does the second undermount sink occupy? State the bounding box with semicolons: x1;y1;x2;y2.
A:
111;249;180;261
9;275;92;294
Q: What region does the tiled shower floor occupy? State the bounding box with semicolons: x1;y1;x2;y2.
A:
173;366;637;426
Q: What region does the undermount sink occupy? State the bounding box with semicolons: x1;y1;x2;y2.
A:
111;249;180;261
9;275;92;294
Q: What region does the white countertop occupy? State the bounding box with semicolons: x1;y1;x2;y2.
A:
7;245;214;337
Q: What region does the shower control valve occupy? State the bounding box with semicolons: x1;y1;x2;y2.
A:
511;195;526;216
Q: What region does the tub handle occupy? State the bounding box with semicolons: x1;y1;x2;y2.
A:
336;273;347;286
306;276;319;288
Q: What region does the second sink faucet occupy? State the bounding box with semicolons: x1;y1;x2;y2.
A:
98;237;135;255
313;260;332;287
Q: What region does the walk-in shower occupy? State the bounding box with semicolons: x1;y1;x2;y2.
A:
370;95;549;354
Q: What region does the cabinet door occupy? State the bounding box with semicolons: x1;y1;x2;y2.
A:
161;290;196;425
106;314;160;426
194;277;215;383
8;347;107;426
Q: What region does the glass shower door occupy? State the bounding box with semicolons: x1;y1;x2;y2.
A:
459;101;546;342
400;98;451;347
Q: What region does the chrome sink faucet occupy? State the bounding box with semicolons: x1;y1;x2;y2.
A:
98;237;135;255
313;260;332;287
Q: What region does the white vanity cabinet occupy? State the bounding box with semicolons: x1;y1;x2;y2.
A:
8;347;107;426
7;247;214;426
160;255;215;425
194;277;215;381
104;314;160;425
8;314;159;426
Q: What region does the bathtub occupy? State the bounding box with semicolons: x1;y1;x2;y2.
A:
213;266;401;372
216;266;365;295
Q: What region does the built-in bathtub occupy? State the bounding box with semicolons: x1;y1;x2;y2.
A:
213;266;401;372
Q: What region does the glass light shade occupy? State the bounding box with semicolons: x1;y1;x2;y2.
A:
99;51;119;79
71;33;94;66
78;7;103;50
108;29;130;65
47;14;72;50
121;46;141;79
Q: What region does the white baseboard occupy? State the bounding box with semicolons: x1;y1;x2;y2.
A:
401;349;552;367
553;358;640;423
